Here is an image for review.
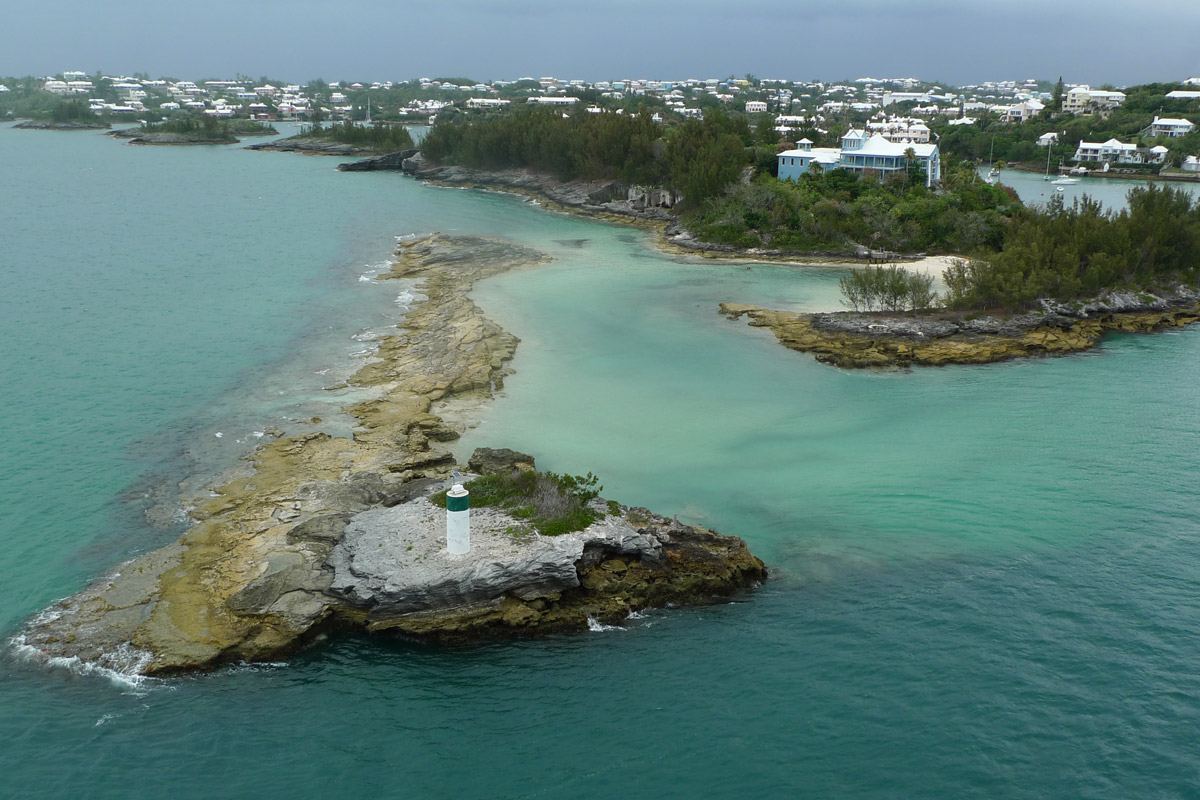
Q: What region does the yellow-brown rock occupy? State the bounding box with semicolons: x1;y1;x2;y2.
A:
720;302;1200;369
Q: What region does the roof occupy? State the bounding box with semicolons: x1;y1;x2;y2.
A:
1152;117;1193;126
778;147;841;165
856;134;937;158
1078;139;1136;150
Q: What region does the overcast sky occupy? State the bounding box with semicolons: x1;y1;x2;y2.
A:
6;0;1200;87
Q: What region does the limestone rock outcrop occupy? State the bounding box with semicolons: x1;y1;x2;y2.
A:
722;287;1200;369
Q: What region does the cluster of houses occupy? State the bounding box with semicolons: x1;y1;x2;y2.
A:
15;69;1199;175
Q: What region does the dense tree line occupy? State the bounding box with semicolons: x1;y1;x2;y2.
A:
420;105;754;205
688;163;1023;253
943;184;1200;310
302;119;415;150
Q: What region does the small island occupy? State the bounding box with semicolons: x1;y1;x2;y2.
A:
14;233;764;676
110;117;277;145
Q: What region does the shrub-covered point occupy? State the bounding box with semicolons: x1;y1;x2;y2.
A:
688;163;1023;253
142;116;276;138
301;119;415;150
943;184;1200;310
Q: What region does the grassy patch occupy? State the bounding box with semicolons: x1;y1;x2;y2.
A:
430;470;604;536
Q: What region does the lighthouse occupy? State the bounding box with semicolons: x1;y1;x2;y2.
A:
446;484;470;554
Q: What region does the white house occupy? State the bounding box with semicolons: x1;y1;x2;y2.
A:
882;91;931;106
1037;132;1059;146
1148;145;1170;164
1063;85;1126;114
466;98;510;109
1073;138;1141;164
1166;90;1200;100
1005;99;1044;123
1147;116;1194;138
1182;155;1200;173
744;100;768;113
777;129;941;187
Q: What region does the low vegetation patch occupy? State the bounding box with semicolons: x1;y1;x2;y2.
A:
839;265;936;312
431;470;603;537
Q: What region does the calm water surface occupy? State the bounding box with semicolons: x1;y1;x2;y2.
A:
3;123;1199;799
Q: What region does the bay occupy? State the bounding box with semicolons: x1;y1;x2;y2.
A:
3;123;1200;799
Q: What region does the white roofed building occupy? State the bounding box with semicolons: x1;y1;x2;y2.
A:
1073;138;1141;164
1063;85;1126;114
1005;99;1044;123
466;98;510;109
777;128;940;187
1147;117;1194;138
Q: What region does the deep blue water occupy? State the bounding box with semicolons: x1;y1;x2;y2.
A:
3;122;1200;799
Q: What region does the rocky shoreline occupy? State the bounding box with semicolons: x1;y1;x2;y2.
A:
114;130;239;145
399;152;918;264
722;287;1200;368
12;233;765;676
247;136;384;156
13;119;110;130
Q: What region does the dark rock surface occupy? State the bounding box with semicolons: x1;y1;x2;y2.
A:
338;148;419;171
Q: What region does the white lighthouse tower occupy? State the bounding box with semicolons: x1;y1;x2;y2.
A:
446;484;470;555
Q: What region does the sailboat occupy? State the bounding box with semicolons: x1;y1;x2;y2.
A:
984;136;1000;184
1043;142;1053;180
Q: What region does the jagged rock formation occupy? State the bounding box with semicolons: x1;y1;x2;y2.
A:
722;287;1200;368
327;491;764;643
246;137;382;155
337;148;419;171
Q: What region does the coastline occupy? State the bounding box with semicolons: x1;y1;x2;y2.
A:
400;152;928;267
399;154;1200;368
13;232;765;676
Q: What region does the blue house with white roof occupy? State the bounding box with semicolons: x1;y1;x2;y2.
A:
777;129;941;187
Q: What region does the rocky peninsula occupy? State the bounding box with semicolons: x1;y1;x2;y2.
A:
13;233;764;676
247;136;386;156
13;119;110;130
722;287;1200;368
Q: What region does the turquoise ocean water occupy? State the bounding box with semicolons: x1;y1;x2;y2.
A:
3;124;1200;798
